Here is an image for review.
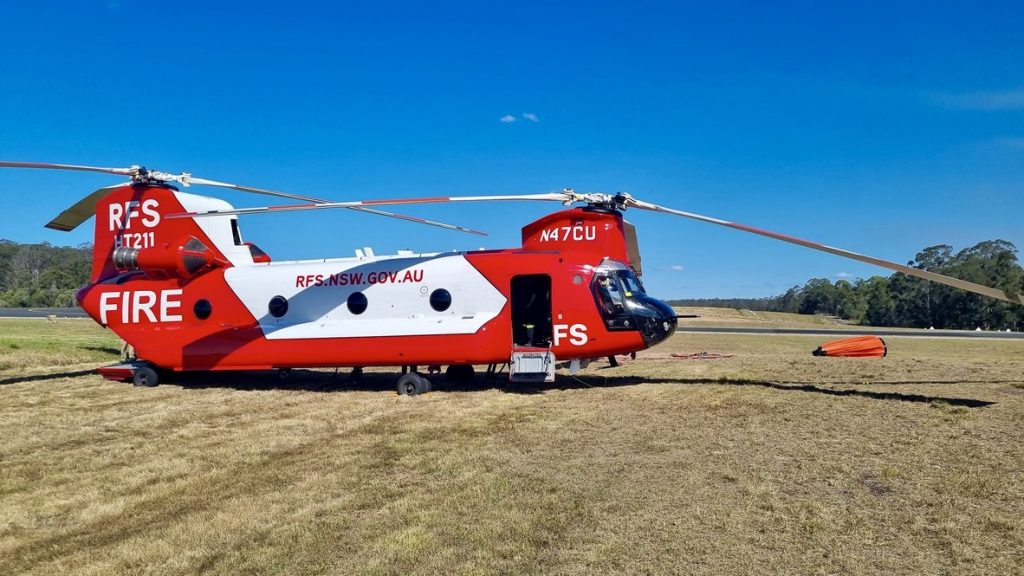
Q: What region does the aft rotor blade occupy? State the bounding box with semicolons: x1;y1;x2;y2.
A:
1;160;487;235
625;197;1024;305
167;192;572;219
183;176;327;204
45;184;126;231
171;182;488;234
0;160;135;177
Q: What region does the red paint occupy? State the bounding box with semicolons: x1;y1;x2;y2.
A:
76;197;669;373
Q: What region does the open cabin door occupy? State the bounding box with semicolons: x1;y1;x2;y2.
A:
509;274;555;383
511;274;552;347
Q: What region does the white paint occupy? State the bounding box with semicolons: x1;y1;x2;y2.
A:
140;198;161;227
99;292;118;324
539;225;597;242
552;323;588;346
160;289;183;322
224;254;507;339
173;192;254;267
132;291;157;323
99;289;183;324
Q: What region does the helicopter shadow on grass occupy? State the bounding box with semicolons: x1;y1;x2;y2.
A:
0;369;98;386
165;369;995;408
544;375;996;408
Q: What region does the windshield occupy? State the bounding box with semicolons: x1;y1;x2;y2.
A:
618;269;645;295
592;267;648;330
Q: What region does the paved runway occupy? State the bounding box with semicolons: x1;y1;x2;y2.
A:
676;326;1024;340
0;308;87;318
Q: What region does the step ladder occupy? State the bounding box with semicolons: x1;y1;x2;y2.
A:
509;345;556;383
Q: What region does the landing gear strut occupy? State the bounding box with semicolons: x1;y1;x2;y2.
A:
396;371;431;396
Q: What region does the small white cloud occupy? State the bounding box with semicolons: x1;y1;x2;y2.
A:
499;115;516;123
932;88;1024;111
836;272;854;278
670;265;685;272
522;112;538;122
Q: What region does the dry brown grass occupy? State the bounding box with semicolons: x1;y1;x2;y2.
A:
1;319;1023;575
677;307;851;328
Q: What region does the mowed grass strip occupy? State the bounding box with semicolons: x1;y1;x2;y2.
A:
0;319;1022;575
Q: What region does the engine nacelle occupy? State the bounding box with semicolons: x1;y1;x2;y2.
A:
113;237;221;278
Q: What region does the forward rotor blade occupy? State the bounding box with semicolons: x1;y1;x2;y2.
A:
625;198;1024;305
167;192;572;219
346;206;487;236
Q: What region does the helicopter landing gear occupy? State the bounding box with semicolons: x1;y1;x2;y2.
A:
132;364;159;387
445;364;475;385
396;371;431;396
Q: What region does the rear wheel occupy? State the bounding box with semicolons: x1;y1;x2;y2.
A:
132;366;159;387
396;373;430;396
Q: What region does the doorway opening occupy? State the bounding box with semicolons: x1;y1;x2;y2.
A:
510;274;552;347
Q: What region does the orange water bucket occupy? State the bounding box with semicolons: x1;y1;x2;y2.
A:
812;335;887;358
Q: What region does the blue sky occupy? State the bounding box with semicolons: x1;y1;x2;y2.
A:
1;1;1021;298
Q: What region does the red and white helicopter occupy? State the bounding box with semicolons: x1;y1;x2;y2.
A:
2;161;1021;394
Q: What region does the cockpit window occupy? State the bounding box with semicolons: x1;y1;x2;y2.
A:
619;270;645;295
595;275;626;315
592;266;649;330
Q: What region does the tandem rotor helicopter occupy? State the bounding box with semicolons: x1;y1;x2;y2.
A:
2;161;1021;394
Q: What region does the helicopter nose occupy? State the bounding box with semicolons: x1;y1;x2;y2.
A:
636;297;677;347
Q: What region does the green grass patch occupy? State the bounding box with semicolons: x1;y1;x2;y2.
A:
0;317;1022;575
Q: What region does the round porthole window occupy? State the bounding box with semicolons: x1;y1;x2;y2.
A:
268;295;288;318
347;291;368;315
430;288;452;312
194;299;212;320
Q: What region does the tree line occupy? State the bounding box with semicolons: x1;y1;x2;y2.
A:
2;238;1023;329
668;240;1024;330
0;240;92;308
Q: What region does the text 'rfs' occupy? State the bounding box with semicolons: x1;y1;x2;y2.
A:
109;199;160;231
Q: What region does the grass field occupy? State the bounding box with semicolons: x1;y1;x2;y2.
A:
1;318;1023;575
676;306;853;328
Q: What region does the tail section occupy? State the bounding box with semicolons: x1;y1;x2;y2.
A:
48;183;253;282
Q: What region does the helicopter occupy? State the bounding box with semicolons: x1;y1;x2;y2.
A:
1;161;1021;394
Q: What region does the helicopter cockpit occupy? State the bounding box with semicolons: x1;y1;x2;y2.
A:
591;260;677;346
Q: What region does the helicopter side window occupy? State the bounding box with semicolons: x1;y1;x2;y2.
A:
231;219;243;246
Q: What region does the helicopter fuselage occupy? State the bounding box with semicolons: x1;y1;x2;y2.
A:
75;184;678;372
